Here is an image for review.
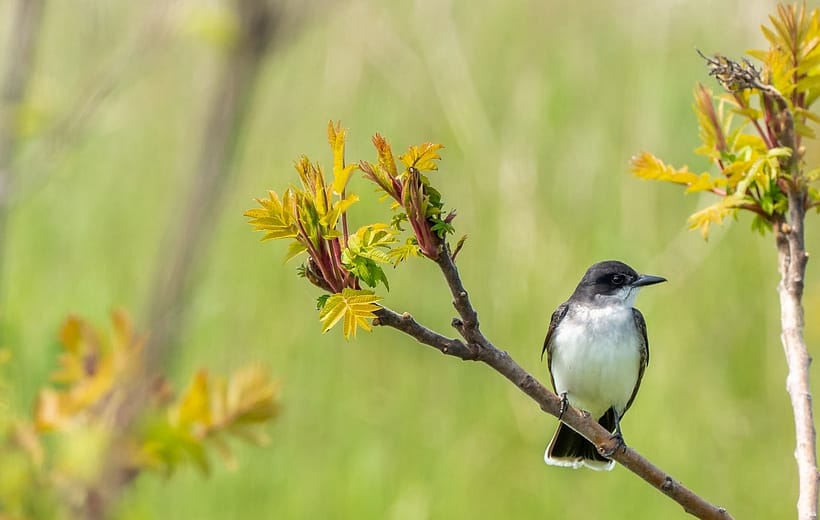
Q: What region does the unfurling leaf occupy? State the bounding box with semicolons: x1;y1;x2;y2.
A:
693;83;727;158
387;239;423;267
328;121;358;194
373;133;398;178
400;143;444;172
749;4;820;108
318;289;382;339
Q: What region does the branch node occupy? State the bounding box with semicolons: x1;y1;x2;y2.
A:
451;318;463;329
599;433;625;458
662;476;675;492
401;312;412;320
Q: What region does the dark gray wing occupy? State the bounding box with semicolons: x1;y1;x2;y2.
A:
541;303;569;392
622;308;650;416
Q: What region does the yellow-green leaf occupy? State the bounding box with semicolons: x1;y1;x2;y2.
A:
687;195;744;239
320;193;359;231
631;152;704;188
173;370;211;429
328;121;358;194
283;241;308;263
373;133;398;178
244;190;299;241
318;289;382;339
400;143;444;172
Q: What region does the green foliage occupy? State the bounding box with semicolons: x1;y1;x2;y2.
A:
631;2;820;238
246;122;456;339
341;224;397;290
0;312;279;519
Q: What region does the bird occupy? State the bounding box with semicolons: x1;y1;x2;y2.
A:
542;260;666;471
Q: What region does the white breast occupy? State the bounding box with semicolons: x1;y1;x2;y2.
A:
549;304;641;419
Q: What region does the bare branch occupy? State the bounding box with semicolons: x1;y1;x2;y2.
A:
375;240;733;520
372;307;475;359
776;184;817;520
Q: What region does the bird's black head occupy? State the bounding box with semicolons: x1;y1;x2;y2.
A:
571;260;666;305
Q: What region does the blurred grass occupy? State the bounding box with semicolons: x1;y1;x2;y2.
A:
2;0;819;518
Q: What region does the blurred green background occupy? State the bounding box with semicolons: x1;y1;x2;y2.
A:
2;0;819;518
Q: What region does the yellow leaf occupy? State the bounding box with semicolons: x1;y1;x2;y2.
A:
224;366;279;424
328;121;358;194
687;195;744;239
686;172;727;193
173;370;211;430
59;316;84;355
400;143;444;172
320;193;359;231
630;151;721;192
244;190;300;241
373;133;398;178
318;289;382;339
283;241;307;263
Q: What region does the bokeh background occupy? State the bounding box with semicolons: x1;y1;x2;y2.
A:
2;0;819;518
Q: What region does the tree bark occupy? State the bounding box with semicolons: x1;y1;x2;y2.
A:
776;190;817;520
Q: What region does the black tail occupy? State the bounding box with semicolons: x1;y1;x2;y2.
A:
544;408;617;471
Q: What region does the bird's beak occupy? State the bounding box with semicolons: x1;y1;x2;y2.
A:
632;274;667;287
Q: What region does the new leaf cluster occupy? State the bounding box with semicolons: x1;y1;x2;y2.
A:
631;3;820;238
245;122;456;339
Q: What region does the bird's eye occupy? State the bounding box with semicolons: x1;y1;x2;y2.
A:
611;274;627;285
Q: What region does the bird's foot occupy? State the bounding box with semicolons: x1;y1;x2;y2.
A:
599;432;625;459
557;392;569;421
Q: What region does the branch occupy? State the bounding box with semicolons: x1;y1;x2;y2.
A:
775;143;817;520
776;198;817;520
375;241;733;520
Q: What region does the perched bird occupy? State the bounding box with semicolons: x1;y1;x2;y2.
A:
542;260;666;470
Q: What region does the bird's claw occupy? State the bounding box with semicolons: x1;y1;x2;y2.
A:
599;432;625;459
557;392;569;421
